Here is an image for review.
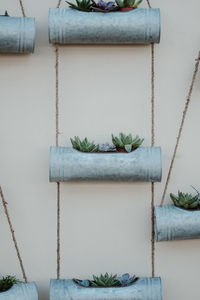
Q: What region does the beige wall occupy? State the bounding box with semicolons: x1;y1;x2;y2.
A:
0;0;200;299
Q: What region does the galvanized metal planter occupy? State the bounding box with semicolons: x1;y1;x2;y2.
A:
154;205;200;242
49;8;161;44
0;16;35;53
50;278;162;300
0;282;38;300
49;146;162;182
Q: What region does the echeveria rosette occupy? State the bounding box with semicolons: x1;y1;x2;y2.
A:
92;0;119;12
112;133;144;153
118;273;138;286
115;0;143;8
170;190;200;210
66;0;92;12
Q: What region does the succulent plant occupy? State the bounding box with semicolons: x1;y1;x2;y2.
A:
0;276;19;293
98;143;116;152
66;0;92;12
91;0;119;12
75;279;90;287
112;133;144;153
74;273;139;288
71;136;99;152
170;190;200;210
91;273;120;287
115;0;142;8
1;11;9;16
118;273;138;286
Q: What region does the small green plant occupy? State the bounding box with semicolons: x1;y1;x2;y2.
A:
71;136;99;152
112;133;144;153
66;0;92;11
91;273;120;287
170;190;200;210
0;276;19;293
115;0;142;9
75;273;138;288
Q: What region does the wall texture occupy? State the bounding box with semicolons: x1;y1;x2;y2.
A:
0;0;200;299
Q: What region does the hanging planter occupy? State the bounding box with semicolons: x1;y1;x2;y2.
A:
154;189;200;241
0;282;38;300
49;145;162;182
50;277;162;300
155;205;200;242
48;7;161;44
0;13;35;53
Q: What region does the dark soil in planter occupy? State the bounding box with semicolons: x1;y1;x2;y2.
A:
91;7;119;12
175;205;200;211
73;278;139;288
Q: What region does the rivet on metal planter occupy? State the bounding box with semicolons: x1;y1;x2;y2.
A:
0;282;38;300
0;16;35;53
154;205;200;242
50;278;162;300
48;8;161;45
49;146;162;182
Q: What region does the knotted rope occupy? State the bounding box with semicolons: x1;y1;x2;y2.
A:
55;0;62;281
160;51;200;206
146;0;155;278
0;186;28;282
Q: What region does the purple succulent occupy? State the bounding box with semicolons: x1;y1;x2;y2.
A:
96;0;115;8
118;274;138;286
92;0;119;12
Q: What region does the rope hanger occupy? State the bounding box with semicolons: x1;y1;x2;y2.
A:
18;0;26;17
54;0;156;280
55;0;62;280
160;51;200;206
0;186;28;282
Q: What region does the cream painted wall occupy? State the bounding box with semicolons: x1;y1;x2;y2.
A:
0;0;200;299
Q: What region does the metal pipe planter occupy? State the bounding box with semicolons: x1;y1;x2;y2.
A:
0;16;35;53
49;8;161;45
50;278;162;300
154;205;200;242
0;282;38;300
49;146;162;182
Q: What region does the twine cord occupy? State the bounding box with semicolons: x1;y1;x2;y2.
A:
56;182;61;279
55;47;60;148
150;43;155;278
0;186;28;283
18;0;26;17
146;0;155;278
146;0;151;9
160;51;200;206
55;0;62;281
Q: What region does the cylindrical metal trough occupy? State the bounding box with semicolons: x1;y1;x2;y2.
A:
0;16;35;53
0;282;38;300
49;8;161;44
50;278;162;300
154;205;200;242
49;146;162;182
